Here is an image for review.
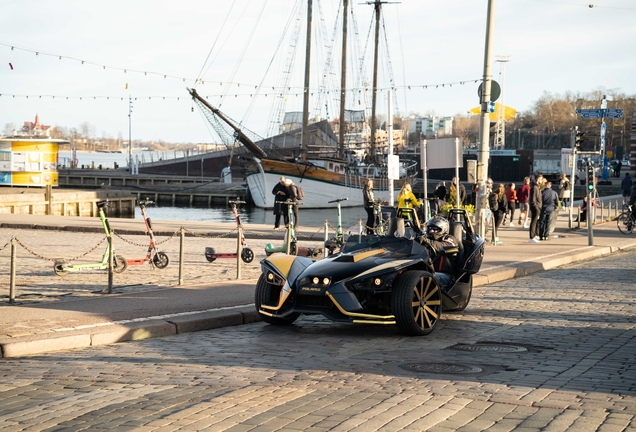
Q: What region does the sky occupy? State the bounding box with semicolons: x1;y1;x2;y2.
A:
1;0;635;144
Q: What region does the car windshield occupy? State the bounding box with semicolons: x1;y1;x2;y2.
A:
341;233;428;257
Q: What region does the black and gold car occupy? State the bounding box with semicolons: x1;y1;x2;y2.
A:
255;210;484;336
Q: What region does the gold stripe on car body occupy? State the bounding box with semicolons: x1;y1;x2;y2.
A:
352;249;386;262
326;292;395;320
352;319;397;325
353;259;413;279
260;285;292;311
266;255;297;278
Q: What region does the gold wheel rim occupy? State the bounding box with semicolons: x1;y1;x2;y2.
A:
411;277;440;329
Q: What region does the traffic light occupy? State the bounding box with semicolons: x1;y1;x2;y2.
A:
575;131;585;148
487;101;495;113
586;163;595;191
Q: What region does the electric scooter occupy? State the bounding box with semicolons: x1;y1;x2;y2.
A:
126;199;170;269
324;197;348;255
54;200;128;276
205;199;254;263
265;199;322;257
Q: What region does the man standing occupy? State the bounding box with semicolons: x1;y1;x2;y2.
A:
539;181;559;241
517;177;531;228
622;173;633;206
447;177;467;206
528;175;543;243
286;179;300;228
272;176;288;229
616;160;622;178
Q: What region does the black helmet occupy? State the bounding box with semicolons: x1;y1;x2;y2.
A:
426;216;449;241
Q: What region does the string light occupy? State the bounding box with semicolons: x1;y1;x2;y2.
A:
1;43;479;95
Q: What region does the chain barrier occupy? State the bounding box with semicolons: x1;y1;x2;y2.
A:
182;227;238;239
0;238;12;253
362;217;391;233
112;230;180;247
296;225;326;240
14;236;107;262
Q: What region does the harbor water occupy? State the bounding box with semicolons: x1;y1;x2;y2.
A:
58;151;368;228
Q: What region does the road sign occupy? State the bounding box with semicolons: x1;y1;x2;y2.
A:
576;108;603;118
478;80;501;102
605;109;623;119
575;108;624;119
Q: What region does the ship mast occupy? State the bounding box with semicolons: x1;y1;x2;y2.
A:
367;1;398;163
338;0;349;159
301;0;313;162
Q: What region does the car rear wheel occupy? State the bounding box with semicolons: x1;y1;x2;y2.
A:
255;274;299;325
392;270;441;336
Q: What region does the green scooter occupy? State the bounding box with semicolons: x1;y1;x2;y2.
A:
54;200;128;276
324;197;348;255
265;200;322;257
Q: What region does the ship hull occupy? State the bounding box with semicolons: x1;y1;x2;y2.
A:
246;159;398;209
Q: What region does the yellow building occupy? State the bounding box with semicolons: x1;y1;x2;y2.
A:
0;138;69;187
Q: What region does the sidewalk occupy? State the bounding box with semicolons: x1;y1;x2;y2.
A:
1;206;635;358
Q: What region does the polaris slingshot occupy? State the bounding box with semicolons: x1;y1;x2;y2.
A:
255;209;485;336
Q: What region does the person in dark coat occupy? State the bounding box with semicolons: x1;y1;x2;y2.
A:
528;175;544;242
622;173;633;205
363;179;376;234
539;181;559;241
489;184;508;242
616;160;622;178
272;176;288;229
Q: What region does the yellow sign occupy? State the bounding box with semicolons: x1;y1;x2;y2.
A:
469;103;517;120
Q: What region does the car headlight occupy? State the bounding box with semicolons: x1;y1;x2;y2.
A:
266;271;285;286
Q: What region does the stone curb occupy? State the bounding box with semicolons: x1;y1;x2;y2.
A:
474;240;636;287
0;307;257;358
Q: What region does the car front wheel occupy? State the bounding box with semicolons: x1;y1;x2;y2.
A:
392;270;442;336
255;274;299;326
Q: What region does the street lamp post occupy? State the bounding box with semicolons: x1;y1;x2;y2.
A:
475;0;497;238
128;95;133;173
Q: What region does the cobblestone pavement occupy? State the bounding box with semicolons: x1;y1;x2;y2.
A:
0;227;324;303
0;250;635;431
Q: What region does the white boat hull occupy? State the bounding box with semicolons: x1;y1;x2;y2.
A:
246;171;393;209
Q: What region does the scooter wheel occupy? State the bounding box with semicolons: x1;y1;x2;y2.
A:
205;247;216;262
153;252;170;269
54;261;69;277
113;255;128;273
241;248;255;263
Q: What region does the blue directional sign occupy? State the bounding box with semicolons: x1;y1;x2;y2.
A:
576;108;623;119
576;108;603;118
605;109;624;119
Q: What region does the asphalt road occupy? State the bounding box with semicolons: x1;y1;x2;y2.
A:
1;249;634;431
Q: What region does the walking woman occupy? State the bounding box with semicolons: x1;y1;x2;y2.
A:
363;179;376;234
504;183;518;226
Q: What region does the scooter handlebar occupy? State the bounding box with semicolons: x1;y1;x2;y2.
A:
328;198;349;203
276;200;302;205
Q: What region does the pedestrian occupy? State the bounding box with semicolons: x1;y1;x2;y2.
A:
539;181;559;240
517;177;531;228
286;179;300;227
397;182;421;208
575;197;588;222
616;160;622;178
558;173;571;208
431;181;447;215
272;176;288;229
363;179;376;234
528;175;543;243
489;183;507;243
447;176;466;206
504;182;517;226
621;173;632;206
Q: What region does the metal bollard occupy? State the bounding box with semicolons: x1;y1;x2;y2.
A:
236;224;242;280
107;234;113;294
9;237;17;303
323;220;329;259
179;227;185;285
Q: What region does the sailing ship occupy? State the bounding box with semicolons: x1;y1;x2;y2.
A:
189;1;418;209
